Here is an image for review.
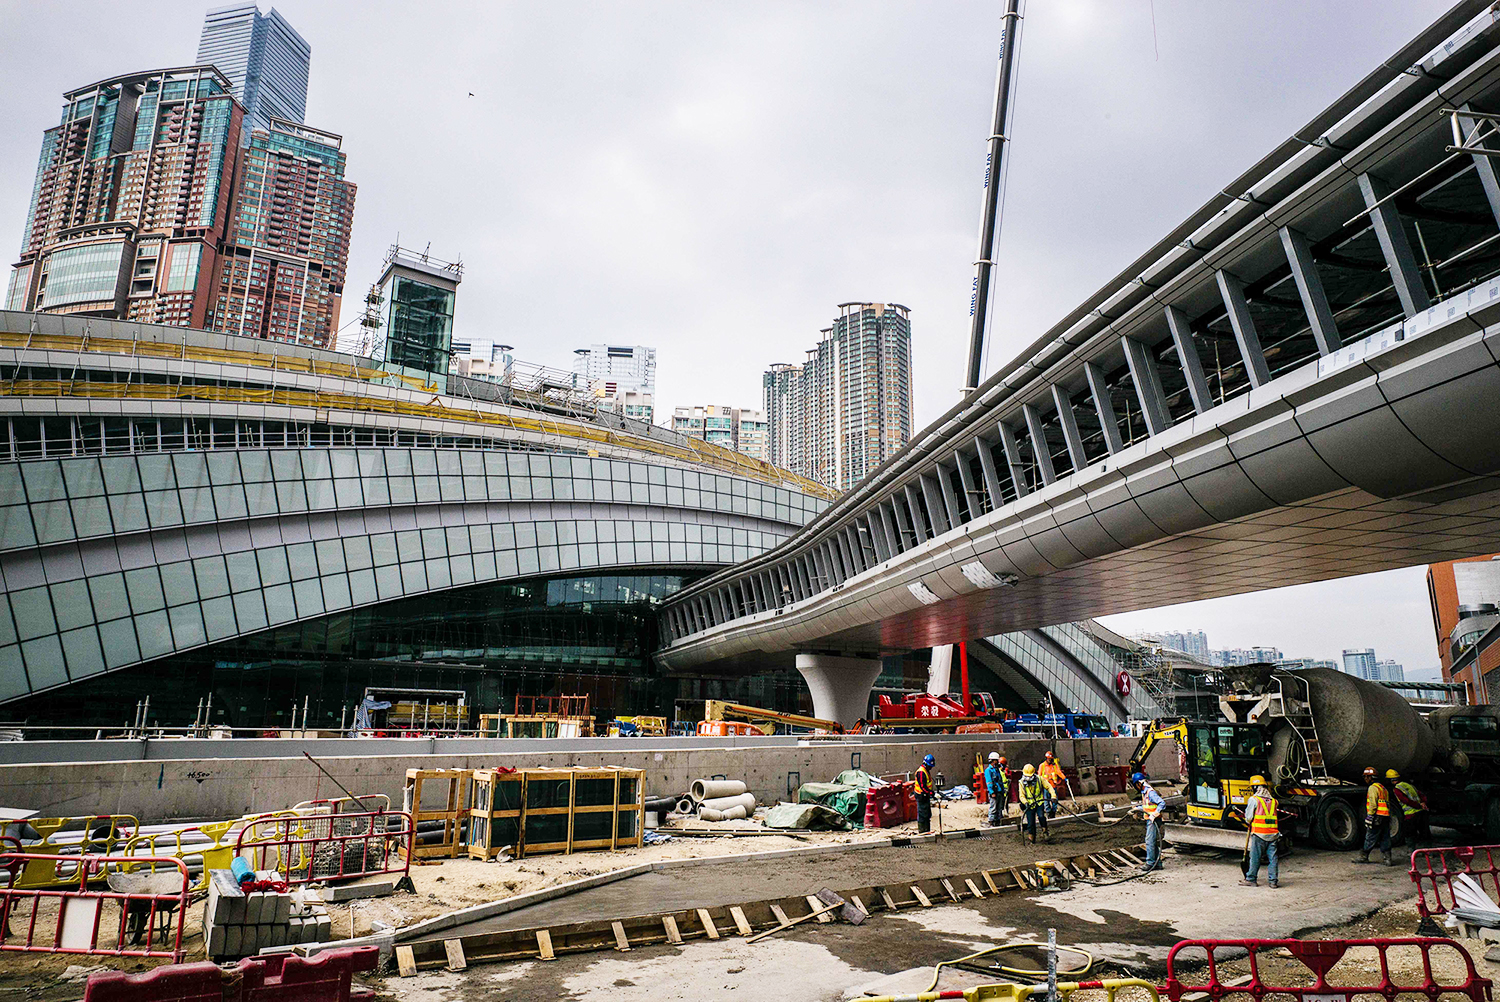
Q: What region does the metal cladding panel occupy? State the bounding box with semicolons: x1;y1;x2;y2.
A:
1234;437;1351;506
1306;405;1469;498
1087;497;1162;549
998;536;1054;577
1027;523;1089;570
1055;511;1123;559
1130;481;1215;536
1387;363;1500;476
1178;461;1277;523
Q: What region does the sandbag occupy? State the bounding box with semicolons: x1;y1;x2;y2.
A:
699;792;756;813
691;779;747;801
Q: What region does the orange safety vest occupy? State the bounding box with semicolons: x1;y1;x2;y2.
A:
1366;782;1389;817
1040;761;1064;789
1247;792;1278;837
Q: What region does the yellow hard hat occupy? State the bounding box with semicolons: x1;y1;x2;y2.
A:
1385;769;1399;780
1023;763;1036;775
1249;775;1267;787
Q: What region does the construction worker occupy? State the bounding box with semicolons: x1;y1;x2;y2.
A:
984;752;1009;826
1018;763;1050;843
1390;769;1431;848
1354;765;1393;866
1130;771;1166;872
1239;775;1279;888
915;754;936;834
1040;751;1065;817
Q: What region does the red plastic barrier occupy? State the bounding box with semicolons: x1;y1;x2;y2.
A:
865;785;906;829
0;853;188;961
1411;845;1500;920
85;946;379;1002
236;810;413;886
1164;937;1491;1002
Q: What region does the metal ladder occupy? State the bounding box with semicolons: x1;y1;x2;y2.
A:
1272;672;1330;782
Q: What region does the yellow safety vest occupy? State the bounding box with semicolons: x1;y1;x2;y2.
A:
915;765;934;796
1020;776;1046;807
1247;793;1278;837
1393;781;1426;817
1366;782;1389;817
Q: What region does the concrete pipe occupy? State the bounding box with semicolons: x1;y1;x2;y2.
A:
699;792;756;814
690;779;747;801
674;797;696;815
698;805;749;822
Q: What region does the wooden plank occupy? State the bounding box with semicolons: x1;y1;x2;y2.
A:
697;908;720;939
910;885;932;908
982;870;1000;894
807;894;833;923
395;945;417;977
850;895;868;917
940;878;961;902
729;906;753;937
443;939;466;971
663;915;682;945
1115;849;1141;866
965;878;985;899
880;887;900;911
1010;867;1030;890
770;903;791;926
611;920;631;952
536;930;555;961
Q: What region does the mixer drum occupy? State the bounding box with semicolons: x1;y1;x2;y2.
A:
1294;667;1433;783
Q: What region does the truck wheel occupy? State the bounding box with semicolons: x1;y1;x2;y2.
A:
1315;797;1361;851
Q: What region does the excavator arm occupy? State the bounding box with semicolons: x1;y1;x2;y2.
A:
1128;717;1188;774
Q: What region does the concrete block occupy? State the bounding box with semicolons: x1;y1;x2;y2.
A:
288;916;305;943
223;925;242;958
205;921;226;958
313;913;331;942
269;923;287;947
1479;925;1500;944
273;893;292;925
207;870;246;925
323;875;398;901
246;891;267;925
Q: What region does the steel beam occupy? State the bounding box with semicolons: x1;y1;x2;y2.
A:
954;449;981;520
878;502;901;556
903;485;929;543
936;463;964;526
1050;385;1088;471
1358;172;1432;317
975;436;1004;508
997;421;1030;496
1164;306;1213;413
1122;337;1172;436
1084;361;1124;455
1278;227;1341;356
1021;404;1057;485
1459;105;1500;231
865;513;890;563
920;474;951;534
1215;270;1272;388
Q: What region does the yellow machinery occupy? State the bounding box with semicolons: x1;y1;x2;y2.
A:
607;716;667;736
703;699;843;735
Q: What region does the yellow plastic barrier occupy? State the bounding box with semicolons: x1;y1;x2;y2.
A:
863;978;1160;1002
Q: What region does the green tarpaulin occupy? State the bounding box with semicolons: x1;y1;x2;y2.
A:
797;782;863;825
763;802;851;831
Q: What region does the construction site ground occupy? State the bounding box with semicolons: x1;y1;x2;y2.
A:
379;834;1457;1002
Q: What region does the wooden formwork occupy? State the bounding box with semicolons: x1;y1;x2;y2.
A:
404;769;473;861
465;767;643;861
393;841;1148;974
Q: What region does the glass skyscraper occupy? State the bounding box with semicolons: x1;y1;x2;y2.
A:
196;3;310;136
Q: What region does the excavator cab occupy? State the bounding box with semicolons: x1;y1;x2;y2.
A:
1183;722;1268;826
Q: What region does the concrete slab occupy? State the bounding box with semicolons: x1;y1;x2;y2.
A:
323;875;400;901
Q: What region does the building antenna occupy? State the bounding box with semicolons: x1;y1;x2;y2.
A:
963;0;1026;395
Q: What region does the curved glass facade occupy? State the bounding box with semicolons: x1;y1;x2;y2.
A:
5;570;812;730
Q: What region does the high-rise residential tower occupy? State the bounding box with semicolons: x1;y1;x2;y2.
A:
1342;648;1379;680
572;345;656;422
196;3;310;136
7;66;243;327
671;405;768;461
763;302;912;491
207;119;356;347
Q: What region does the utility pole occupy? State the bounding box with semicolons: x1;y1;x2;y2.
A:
964;0;1027;394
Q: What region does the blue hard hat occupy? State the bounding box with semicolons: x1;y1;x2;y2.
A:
1131;771;1147;786
923;754;935;767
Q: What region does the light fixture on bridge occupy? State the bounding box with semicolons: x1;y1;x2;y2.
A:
961;562;1019;590
908;582;942;606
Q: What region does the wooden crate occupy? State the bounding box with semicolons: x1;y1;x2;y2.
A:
404;768;472;861
466;767;643;860
467;769;524;860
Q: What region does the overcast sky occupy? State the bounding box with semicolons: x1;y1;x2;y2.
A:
0;1;1468;677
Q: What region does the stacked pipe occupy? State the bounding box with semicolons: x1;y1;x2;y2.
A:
678;780;756;821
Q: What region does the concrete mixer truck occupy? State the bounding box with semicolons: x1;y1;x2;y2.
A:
1133;665;1500;851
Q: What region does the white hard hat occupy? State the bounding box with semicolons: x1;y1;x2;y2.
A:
988;752;1000;761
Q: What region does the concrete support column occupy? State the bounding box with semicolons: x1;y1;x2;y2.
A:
796;654;884;728
1164;305;1214;413
1022;404;1058;484
1122;337;1172;435
1358;172;1432;317
997;421;1030;496
1084;361;1124;455
1215;270;1272;387
1278;227;1342;355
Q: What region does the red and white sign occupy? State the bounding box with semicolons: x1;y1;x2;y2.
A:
1115;671;1132;696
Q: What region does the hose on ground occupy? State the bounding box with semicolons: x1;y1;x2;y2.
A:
921;942;1094;993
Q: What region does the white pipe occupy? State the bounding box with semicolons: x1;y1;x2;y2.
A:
691;779;747;801
699;805;749;822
